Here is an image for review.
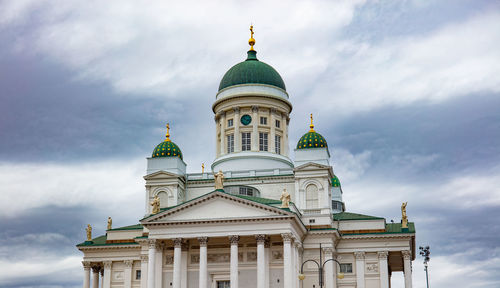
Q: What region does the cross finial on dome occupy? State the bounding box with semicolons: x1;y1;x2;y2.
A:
309;113;315;132
165;123;171;142
249;25;256;51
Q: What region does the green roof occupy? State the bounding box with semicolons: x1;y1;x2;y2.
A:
218;50;286;91
333;212;384;221
152;140;183;160
296;131;328;150
108;224;143;231
385;222;416;233
76;234;140;247
331;175;341;187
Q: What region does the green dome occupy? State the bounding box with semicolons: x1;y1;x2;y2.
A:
331;175;341;187
218;50;286;91
296;131;328;149
152;140;183;160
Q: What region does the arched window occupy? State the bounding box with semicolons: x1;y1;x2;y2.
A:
306;184;319;209
157;191;169;208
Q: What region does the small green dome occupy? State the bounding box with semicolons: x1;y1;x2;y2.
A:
218;50;286;91
296;131;328;149
331;175;341;187
152;140;183;160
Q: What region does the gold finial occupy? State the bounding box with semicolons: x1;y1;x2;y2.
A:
86;224;92;241
248;25;255;51
202;163;205;173
165;123;171;142
309;113;315;132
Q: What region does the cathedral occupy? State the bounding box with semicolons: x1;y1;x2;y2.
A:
77;27;416;288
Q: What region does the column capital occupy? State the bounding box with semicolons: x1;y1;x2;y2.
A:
229;235;240;245
354;251;365;260
198;237;208;246
103;261;112;269
100;268;104;276
147;239;156;249
173;238;183;248
155;241;165;250
91;265;101;273
255;234;266;244
140;255;148;263
281;233;293;243
378;251;389;259
233;107;240;113
124;260;134;268
252;105;259;112
401;250;412;260
264;237;271;248
82;261;91;269
294;241;302;249
323;247;334;255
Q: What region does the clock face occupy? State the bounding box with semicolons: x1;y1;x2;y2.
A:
240;114;252;125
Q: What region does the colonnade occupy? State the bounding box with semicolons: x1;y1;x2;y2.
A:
82;261;112;288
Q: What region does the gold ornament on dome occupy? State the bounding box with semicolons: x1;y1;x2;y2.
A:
249;25;256;51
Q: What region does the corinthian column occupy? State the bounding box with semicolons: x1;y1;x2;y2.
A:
124;260;133;288
140;255;148;288
402;250;412;288
378;251;389;288
103;261;112;288
324;248;334;288
229;235;240;288
82;261;91;288
282;233;293;288
91;266;100;288
252;106;259;151
355;251;365;288
198;237;208;288
233;108;241;152
256;235;266;288
147;240;156;288
172;238;183;288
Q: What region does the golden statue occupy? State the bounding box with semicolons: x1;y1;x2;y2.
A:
86;224;92;241
280;188;291;208
214;170;224;190
151;195;160;214
401;202;408;228
202;163;205;174
107;217;112;230
249;25;256;51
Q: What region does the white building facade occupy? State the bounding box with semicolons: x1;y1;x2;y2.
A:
78;32;416;288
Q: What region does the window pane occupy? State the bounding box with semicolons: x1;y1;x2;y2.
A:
306;184;319;209
227;119;233;127
275;120;280;128
227;134;234;153
259;133;268;151
242;132;251;151
340;263;352;273
136;270;141;280
275;135;281;154
260;117;267;125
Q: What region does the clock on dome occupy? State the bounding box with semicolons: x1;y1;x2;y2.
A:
240;114;252;125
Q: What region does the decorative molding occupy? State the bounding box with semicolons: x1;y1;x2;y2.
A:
323;248;334;255
366;262;379;273
402;250;411;260
198;237;208;246
252;105;259;113
140;255;148;263
124;260;134;268
378;251;389;259
82;261;91;269
354;251;365;260
229;235;240;245
103;261;112;269
233;107;240;114
264;238;271;248
255;234;266;244
155;241;165;250
173;238;183;248
147;239;156;249
281;233;293;243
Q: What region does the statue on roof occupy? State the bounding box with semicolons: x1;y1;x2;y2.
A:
151;195;160;214
107;217;112;230
280;188;291;208
214;170;224;190
86;224;92;241
401;202;408;228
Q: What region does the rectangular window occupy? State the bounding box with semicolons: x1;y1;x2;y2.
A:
227;119;233;127
260;117;267;125
227;134;234;153
259;132;268;151
340;263;353;273
332;200;342;211
217;281;230;288
241;132;251;151
239;187;254;196
275;120;280;128
135;270;141;280
275;135;281;154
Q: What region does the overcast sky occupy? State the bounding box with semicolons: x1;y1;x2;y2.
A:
1;0;499;287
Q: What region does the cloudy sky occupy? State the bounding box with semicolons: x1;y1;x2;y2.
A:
1;0;499;287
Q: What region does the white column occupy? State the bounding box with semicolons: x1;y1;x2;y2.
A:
332;252;338;288
172;238;182;288
282;233;293;288
147;240;157;288
198;237;208;288
91;266;99;288
140;256;148;288
355;252;365;288
270;109;276;153
324;248;334;288
264;238;270;288
378;251;389;288
252;106;259;151
220;112;226;155
181;245;188;288
282;113;289;156
229;235;240;288
82;261;91;288
155;242;164;288
294;243;301;288
234;108;241;152
256;235;266;288
103;261;112;288
124;260;133;288
100;268;104;288
402;250;412;288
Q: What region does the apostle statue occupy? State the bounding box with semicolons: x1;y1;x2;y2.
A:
214;170;224;190
86;224;92;241
280;188;291;208
401;202;408;228
151;195;160;214
107;216;112;230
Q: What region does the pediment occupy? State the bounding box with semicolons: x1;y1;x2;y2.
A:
294;162;331;171
142;191;292;224
144;170;180;180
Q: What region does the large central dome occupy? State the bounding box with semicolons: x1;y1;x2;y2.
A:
218;50;286;92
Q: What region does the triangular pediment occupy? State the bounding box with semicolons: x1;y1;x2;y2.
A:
294;162;331;170
142;191;293;224
143;170;180;180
